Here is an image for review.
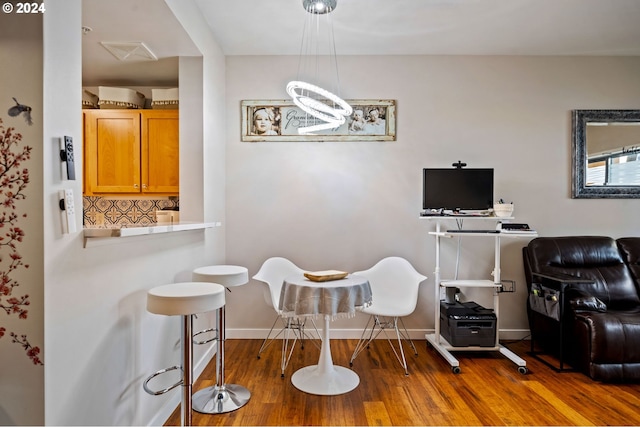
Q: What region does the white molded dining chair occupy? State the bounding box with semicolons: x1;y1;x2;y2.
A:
253;257;320;377
349;256;427;376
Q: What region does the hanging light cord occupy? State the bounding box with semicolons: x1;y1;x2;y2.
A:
287;0;352;135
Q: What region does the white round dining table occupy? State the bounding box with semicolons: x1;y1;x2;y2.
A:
279;273;372;395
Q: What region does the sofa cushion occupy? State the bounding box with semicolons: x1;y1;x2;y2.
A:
527;236;640;309
575;307;640;364
574;307;640;382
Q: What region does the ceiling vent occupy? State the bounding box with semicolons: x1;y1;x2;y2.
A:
100;41;158;61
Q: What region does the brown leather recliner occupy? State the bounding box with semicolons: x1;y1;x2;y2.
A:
523;236;640;382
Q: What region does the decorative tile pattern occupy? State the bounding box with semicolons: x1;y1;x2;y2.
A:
83;196;179;227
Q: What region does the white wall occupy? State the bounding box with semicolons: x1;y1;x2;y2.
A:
0;11;44;426
43;0;226;425
224;55;640;338
34;2;640;424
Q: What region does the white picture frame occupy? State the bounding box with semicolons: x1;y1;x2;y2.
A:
241;99;396;142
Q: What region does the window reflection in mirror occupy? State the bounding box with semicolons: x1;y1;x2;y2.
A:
586;122;640;186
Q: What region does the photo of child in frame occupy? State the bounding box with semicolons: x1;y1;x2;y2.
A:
250;107;281;135
348;108;366;134
348;105;387;135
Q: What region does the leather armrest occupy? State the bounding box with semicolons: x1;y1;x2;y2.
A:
531;271;594;286
566;288;607;312
531;271;604;312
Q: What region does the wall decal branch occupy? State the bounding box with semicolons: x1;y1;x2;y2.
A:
0;118;40;365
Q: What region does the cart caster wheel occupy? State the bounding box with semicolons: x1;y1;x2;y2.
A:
518;366;528;374
452;366;461;374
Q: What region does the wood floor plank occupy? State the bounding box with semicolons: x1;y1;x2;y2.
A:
163;339;640;426
363;401;392;426
455;362;529;426
605;387;640;423
523;380;595;426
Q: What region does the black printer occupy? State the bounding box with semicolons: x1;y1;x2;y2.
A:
439;301;496;347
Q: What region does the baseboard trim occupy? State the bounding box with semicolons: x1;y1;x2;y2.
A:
226;328;531;341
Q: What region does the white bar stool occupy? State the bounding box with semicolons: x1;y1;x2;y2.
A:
191;265;251;414
144;282;225;427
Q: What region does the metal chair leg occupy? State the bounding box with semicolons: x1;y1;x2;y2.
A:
398;317;418;356
281;318;298;377
257;316;283;358
258;316;322;377
388;317;409;376
303;317;323;347
350;315;376;365
350;315;417;375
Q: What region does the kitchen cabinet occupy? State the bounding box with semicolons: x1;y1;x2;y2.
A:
83;109;179;195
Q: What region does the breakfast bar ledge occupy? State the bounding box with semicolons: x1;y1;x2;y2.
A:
82;222;221;247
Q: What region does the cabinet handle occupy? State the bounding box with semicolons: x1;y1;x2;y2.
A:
134;184;139;189
142;184;148;189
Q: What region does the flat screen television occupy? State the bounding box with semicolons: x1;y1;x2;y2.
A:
422;168;494;211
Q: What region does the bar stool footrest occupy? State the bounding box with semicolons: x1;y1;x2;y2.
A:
143;365;183;396
193;327;219;345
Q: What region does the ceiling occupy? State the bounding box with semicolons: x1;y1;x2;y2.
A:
82;0;640;87
81;0;199;86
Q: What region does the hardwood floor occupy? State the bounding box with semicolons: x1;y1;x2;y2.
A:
165;338;640;426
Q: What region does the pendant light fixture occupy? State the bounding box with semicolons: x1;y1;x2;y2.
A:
286;0;353;135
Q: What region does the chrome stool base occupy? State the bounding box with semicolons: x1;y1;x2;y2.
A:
192;383;251;414
191;265;251;415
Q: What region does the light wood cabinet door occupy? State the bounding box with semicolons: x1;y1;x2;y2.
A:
83;109;179;195
84;110;141;194
141;110;179;194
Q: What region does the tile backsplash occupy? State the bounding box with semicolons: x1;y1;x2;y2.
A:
83;196;179;227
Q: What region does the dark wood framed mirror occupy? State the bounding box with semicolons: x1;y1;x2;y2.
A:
572;109;640;198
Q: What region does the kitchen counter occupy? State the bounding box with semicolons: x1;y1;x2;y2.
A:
83;221;221;239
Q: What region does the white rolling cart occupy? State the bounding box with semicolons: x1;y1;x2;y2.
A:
422;215;536;374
